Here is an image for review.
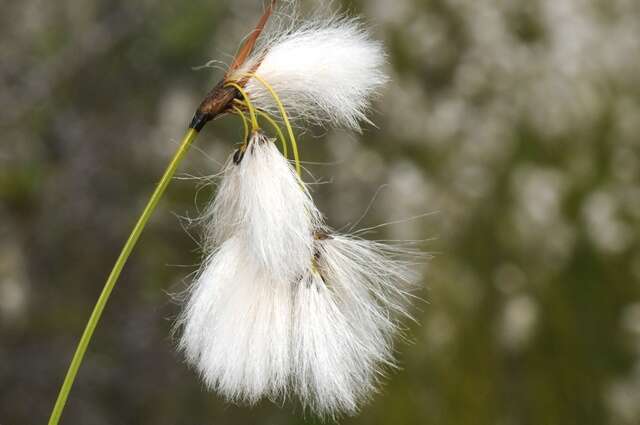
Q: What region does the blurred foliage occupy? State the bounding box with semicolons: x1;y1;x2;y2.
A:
1;0;640;424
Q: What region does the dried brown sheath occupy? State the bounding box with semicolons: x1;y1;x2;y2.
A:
190;0;276;131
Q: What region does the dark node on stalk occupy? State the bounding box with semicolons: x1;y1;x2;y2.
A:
233;145;246;165
189;111;209;132
190;81;239;131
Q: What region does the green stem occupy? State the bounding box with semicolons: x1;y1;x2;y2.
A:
48;128;200;425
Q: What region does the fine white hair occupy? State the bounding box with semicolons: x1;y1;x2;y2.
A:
203;130;323;279
177;230;420;416
177;236;293;403
293;234;419;418
234;16;388;131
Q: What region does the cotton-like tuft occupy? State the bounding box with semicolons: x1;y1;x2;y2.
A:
177;236;293;403
203;130;322;279
233;17;388;131
292;233;419;418
319;234;418;321
178;229;420;417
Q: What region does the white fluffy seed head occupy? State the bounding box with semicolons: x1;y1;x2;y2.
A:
292;233;421;419
177;236;294;403
232;16;388;131
293;273;373;418
177;230;420;417
203;130;323;279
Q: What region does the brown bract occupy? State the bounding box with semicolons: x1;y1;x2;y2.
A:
190;0;275;131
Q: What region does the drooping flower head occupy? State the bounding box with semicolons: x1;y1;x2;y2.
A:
203;129;323;279
176;1;423;419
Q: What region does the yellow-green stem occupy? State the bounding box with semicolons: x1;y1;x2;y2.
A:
48;128;200;425
256;109;288;158
243;73;301;176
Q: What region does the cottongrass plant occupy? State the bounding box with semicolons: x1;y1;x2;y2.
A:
178;137;419;417
48;1;422;423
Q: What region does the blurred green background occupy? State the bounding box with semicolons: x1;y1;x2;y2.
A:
2;0;640;424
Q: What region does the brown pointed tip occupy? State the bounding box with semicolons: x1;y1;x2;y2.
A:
226;0;276;77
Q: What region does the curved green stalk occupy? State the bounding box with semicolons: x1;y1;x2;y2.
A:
231;105;250;142
256;109;288;158
48;128;200;425
225;81;258;130
243;73;301;176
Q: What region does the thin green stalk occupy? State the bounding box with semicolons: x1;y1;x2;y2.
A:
243;73;301;176
256;109;288;158
48;128;200;425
